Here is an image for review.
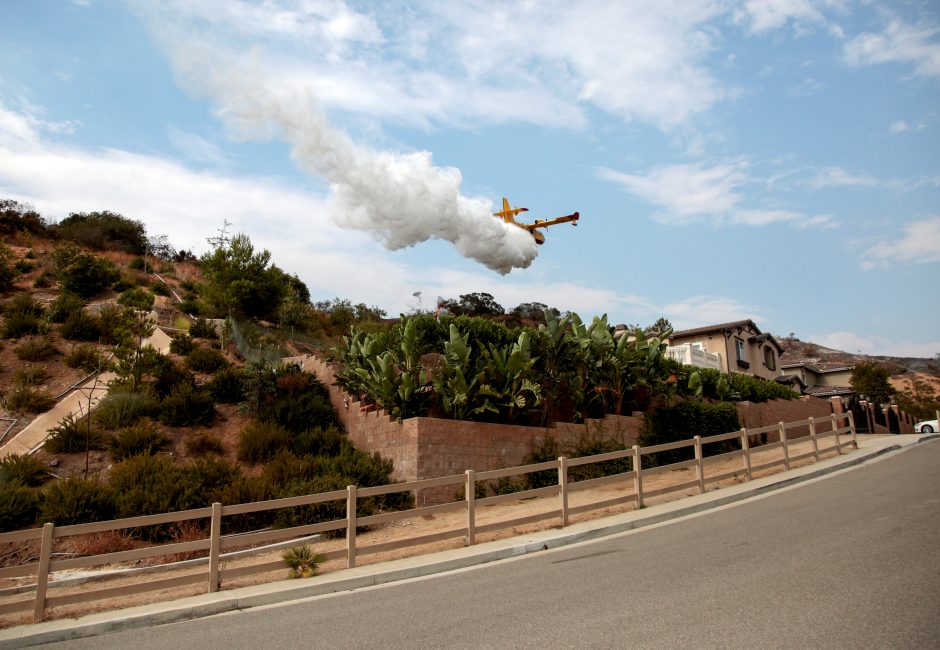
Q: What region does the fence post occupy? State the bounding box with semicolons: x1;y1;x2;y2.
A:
848;411;858;449
33;522;54;623
558;457;569;527
346;485;357;569
808;417;819;461
208;502;222;593
778;422;790;471
465;469;476;546
740;428;752;481
832;415;842;455
632;445;643;509
693;436;705;494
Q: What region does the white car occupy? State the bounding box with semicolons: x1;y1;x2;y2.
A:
914;419;938;433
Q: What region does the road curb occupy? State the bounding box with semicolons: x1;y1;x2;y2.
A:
0;437;933;648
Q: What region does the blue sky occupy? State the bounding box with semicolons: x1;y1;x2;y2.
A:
1;1;938;357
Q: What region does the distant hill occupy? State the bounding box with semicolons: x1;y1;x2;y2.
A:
779;337;940;378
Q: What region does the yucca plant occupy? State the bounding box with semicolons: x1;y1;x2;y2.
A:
282;545;326;579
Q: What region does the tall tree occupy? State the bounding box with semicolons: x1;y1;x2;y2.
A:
199;232;287;321
850;361;895;405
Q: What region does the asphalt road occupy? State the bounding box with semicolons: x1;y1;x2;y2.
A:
45;440;940;649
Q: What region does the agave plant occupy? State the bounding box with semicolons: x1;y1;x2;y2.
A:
282;544;326;579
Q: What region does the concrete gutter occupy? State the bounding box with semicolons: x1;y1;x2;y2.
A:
1;433;936;648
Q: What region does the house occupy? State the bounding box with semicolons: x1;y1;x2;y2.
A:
667;319;784;381
776;360;854;398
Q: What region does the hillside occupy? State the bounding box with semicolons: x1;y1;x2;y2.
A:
779;336;940;378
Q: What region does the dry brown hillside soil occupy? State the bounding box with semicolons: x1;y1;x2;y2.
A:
889;372;940;395
0;437;846;628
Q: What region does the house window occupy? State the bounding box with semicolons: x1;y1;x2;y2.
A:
764;346;776;371
735;338;749;370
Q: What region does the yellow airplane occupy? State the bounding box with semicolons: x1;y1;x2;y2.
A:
492;197;579;245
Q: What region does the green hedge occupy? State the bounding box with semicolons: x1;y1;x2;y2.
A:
641;400;741;467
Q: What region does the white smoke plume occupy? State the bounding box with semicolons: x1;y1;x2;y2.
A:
159;41;539;275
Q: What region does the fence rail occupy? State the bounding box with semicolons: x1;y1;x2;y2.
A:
0;413;857;624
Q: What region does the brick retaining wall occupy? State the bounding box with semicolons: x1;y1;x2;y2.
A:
300;353;642;505
736;396;837;442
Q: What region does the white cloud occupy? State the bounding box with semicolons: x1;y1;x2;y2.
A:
0;99;80;149
843;19;940;78
888;114;933;135
137;0;730;131
662;295;766;332
890;120;911;133
862;216;940;269
811;331;940;358
165;125;232;167
598;161;748;222
809;166;878;189
598;160;836;228
786;77;825;96
733;0;831;34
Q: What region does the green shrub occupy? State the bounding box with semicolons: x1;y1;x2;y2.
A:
14;336;58;361
44;414;106;453
117;287;154;311
47;293;86;323
59;310;101;341
271;474;349;531
151;281;171;297
93;391;157;429
112;274;137;293
108;422;170;461
169;334;196;355
257;368;340;433
128;256;145;270
186;347;229;374
53;244;121;298
206;367;246;404
13;365;49;387
264;451;329;490
0;482;40;532
176;457;241;510
237;422;292;465
150;356;195;398
108;455;183;536
641;400;741;467
64;344;103;372
682;367;796;403
4;294;45;319
184;432;225;457
4;384;55;414
54;211;146;254
217;476;278;534
2;313;46;339
567;437;632;483
32;272;53;289
158;383;215;426
522;437;563;489
13;259;34;274
0;454;50;487
95;303;125;344
0;244;14;292
178;298;203;316
40;477;117;526
189;318;218;339
292;425;352;457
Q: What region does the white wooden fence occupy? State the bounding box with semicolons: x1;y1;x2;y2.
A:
0;412;857;624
